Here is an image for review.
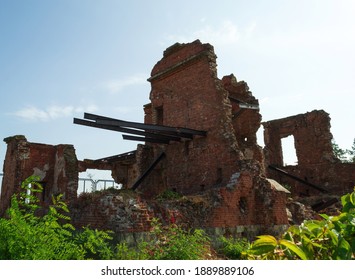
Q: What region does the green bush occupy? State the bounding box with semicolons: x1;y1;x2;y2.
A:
112;243;147;260
139;218;211;260
155;189;182;201
245;188;355;260
218;236;249;259
0;176;214;260
0;176;114;260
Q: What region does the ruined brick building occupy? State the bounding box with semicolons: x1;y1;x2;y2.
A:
263;110;355;211
1;40;354;240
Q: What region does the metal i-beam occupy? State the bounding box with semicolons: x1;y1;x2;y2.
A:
312;198;338;212
84;112;207;137
131;152;166;191
81;113;192;139
122;135;170;144
229;96;259;110
74;118;142;134
94;150;137;163
74;118;181;141
268;165;329;193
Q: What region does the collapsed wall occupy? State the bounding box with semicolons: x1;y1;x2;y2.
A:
1;40;292;239
263;110;355;203
69;40;289;235
0;135;78;216
140;41;266;195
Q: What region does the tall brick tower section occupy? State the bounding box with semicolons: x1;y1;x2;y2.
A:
139;40;289;227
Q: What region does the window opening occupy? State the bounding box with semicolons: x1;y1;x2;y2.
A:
281;135;298;166
25;183;32;204
239;197;248;214
78;169;121;195
256;127;265;148
155;106;164;125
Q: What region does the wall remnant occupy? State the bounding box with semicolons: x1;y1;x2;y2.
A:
140;40;265;196
0;135;78;216
78;149;138;188
263;110;355;208
70;40;290;234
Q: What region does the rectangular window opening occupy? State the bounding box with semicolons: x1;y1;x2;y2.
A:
155;106;164;125
281;135;298;166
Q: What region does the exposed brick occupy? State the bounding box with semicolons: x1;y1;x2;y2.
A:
0;136;78;216
263;110;355;199
3;40;324;238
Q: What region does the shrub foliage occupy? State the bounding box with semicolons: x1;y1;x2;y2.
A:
139;218;211;260
245;188;355;260
0;176;113;260
2;176;354;260
0;176;211;260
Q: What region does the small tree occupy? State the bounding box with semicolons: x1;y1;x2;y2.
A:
346;138;355;163
332;139;347;162
332;138;355;163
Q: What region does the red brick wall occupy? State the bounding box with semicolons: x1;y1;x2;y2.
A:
71;191;154;232
71;170;289;234
145;40;244;194
1;41;290;237
208;170;289;228
0;136;78;216
263;110;355;197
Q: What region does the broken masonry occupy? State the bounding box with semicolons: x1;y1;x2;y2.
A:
1;40;354;239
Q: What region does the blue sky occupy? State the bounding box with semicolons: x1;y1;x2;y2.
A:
1;0;355;179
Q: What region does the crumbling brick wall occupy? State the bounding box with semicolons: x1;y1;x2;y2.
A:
134;40;289;227
263;110;355;197
77;147;139;189
71;40;289;234
70;190;154;233
1;41;290;238
0;135;78;216
141;40;267;195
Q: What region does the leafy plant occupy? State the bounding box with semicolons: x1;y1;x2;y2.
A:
0;176;215;260
0;176;115;260
245;188;355;260
140;218;211;260
112;242;150;260
156;189;182;201
218;236;250;259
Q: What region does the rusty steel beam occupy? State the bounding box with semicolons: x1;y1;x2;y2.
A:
122;134;170;144
131;152;166;191
74;118;181;142
312;198;338;212
84;112;206;137
268;165;329;193
94;150;137;163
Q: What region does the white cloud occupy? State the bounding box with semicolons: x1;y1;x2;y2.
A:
104;74;147;95
13;104;98;122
